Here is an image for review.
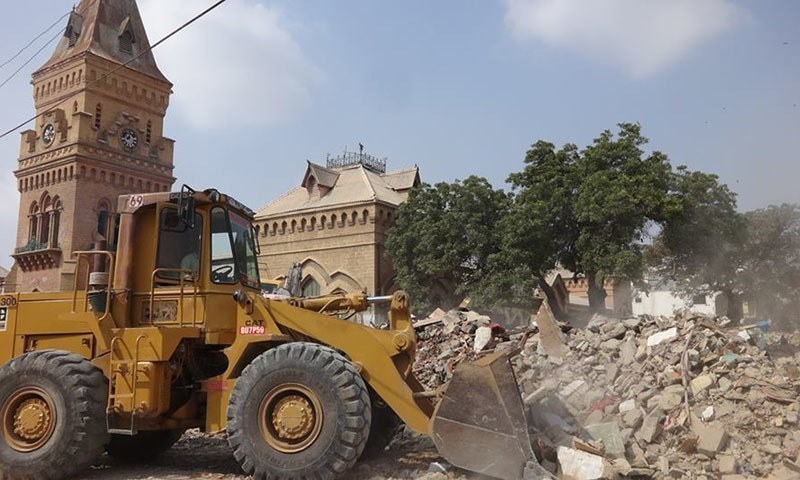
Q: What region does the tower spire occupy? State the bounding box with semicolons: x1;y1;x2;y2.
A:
37;0;169;84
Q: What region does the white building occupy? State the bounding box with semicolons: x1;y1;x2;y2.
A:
632;278;719;317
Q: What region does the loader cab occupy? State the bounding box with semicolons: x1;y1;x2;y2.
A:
151;203;260;289
116;188;260;340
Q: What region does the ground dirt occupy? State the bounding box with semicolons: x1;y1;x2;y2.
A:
76;430;474;480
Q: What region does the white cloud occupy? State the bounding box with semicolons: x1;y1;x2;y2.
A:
505;0;747;78
138;0;322;129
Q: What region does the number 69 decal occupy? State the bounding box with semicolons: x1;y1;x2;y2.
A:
128;195;144;208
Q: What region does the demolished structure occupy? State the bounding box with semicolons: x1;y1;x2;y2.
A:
412;303;800;479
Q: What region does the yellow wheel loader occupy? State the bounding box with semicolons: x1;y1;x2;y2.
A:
0;187;546;480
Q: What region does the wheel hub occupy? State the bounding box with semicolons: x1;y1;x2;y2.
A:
13;398;52;441
2;387;57;452
259;384;323;453
272;395;315;440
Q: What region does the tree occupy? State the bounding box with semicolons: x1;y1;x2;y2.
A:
503;123;676;313
386;176;510;315
571;123;677;309
497;140;580;318
647;168;746;319
740;204;800;326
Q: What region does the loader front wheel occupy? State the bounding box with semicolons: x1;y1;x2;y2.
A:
227;343;371;479
0;350;108;480
106;429;185;462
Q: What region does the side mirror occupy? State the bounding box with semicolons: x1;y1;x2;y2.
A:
178;184;196;228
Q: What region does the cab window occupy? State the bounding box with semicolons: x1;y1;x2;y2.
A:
155;208;203;281
210;207;260;288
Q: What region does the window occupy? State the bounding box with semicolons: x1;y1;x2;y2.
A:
119;30;134;55
209;207;260;288
302;277;320;298
94;104;101;129
692;294;707;305
97;209;108;238
156;208;203;282
146;121;152;143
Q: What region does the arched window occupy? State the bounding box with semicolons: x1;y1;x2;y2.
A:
97;199;111;240
50;198;62;248
301;277;321;298
39;194;51;246
119;30;134;55
28;201;39;244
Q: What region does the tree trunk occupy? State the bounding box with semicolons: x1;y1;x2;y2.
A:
537;277;567;321
720;288;743;322
586;271;607;313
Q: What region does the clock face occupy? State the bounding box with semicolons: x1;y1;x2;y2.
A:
120;128;138;150
42;124;55;145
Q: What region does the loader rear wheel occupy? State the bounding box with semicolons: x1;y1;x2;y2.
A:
0;350;108;480
227;343;371;479
106;429;185;462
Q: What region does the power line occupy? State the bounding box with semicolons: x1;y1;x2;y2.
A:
0;0;230;140
0;11;70;71
0;29;63;90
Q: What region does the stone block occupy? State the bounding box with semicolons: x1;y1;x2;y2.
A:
718;454;737;474
690;374;716;395
556;446;615;480
584;422;625;458
696;423;728;458
647;327;678;347
636;413;662;444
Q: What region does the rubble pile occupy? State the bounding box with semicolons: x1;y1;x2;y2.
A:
413;305;800;479
412;307;512;389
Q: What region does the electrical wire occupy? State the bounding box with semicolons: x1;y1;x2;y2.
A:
0;0;230;140
0;11;70;70
0;29;63;90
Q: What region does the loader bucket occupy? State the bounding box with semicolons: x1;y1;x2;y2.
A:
430;349;535;480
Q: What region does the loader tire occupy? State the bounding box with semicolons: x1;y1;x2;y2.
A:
0;350;108;480
106;429;184;462
227;343;371;479
359;394;400;461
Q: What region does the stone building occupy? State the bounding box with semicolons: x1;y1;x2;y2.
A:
8;0;175;292
254;152;419;300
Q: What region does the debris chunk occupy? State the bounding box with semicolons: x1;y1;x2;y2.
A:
556;446;615;480
646;327;678;346
696;423;728;458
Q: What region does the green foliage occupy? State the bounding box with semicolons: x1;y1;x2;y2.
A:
501;123;677;310
648;167;745;296
740;204;800;323
385;176;510;314
388;122;795;321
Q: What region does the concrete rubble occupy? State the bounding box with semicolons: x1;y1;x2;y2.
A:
412;303;800;479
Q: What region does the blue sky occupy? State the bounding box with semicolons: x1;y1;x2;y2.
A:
0;0;798;266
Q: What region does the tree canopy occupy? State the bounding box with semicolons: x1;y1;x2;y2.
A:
386;122;798;324
385;176;510;314
501;123;677;311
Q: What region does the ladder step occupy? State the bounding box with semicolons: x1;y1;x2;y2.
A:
108;428;138;436
108;393;135;399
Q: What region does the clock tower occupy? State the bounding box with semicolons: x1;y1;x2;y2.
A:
9;0;175;292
